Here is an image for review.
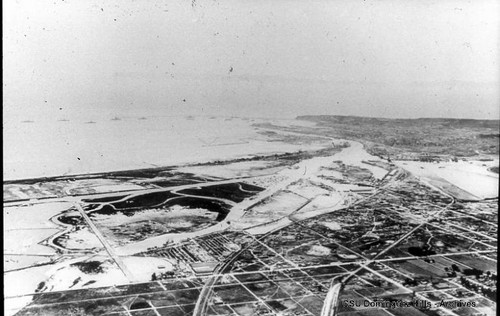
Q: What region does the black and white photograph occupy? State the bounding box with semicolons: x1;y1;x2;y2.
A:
3;0;498;315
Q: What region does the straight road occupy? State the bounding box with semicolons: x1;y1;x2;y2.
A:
4;176;266;206
73;202;137;282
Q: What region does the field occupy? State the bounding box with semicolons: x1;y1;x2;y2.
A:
295;116;499;158
3;116;498;316
231;191;308;230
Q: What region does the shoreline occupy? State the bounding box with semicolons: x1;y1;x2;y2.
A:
3;148;334;185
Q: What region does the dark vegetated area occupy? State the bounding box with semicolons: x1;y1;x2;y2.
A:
156;306;188;316
105;169;214;185
30;291;70;305
82;203;101;211
407;246;437;257
89;196;230;221
30;285;126;305
101;168;174;179
56;213;84;226
276;147;340;161
52;227;87;249
111;191;179;209
300;115;499;129
3;168;209;189
20;280;200;315
19;298;128;316
306;265;346;275
70;261;104;274
296;115;500;157
130;301;151;310
161;280;200;291
177;183;262;202
114;282;167;295
234;272;267;282
4;177;81;186
143;172;216;187
266;300;288;311
172;197;230;221
239;182;265;192
478;133;500;139
82;195;128;203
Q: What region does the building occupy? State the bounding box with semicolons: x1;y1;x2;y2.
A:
190;262;219;275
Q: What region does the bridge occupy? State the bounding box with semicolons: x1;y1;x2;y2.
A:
320;279;343;316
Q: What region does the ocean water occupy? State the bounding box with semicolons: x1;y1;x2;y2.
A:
3;115;323;180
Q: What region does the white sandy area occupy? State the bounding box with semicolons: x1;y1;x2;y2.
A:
317;167;343;179
4;228;60;255
114;139;379;252
120;256;174;281
290;193;347;221
92;206;217;227
4;202;73;230
475;305;496;316
286;180;330;199
297;193;345;212
306;245;332;256
247;191;307;216
116;151;340;253
66;179;146;194
231;192;307;230
244;217;294;235
115;220;232;255
4;264;55;297
311;176;373;193
262;118;319;128
243;174;289;188
4;255;53;271
90;183;146;193
395;159;499;199
4;263;57;316
176;160;285;179
41;256;129;292
5;297;35;316
320;221;342;231
259;128;388;180
331;140;388;179
1;130;390;315
61;227;104;250
4;117;326;180
243;141;376;226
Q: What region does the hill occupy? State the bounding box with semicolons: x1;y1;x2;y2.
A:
293;115;500;158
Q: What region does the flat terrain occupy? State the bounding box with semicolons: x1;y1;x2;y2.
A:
3;116;329;180
3;116;497;316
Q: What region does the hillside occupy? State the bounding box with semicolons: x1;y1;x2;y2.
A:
294;115;500;158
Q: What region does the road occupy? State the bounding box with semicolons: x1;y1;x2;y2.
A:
4;176;265;207
190;135;393;316
320;282;343;316
73;202;137;282
188;132;470;316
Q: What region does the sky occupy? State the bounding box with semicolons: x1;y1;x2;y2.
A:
3;0;499;120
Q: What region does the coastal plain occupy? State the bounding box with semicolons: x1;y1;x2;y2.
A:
4;116;498;316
